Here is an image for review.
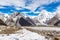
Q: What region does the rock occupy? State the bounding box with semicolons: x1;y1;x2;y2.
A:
3;14;10;22
19;17;32;26
5;12;36;27
25;17;36;26
32;17;41;26
47;17;59;25
31;10;54;26
54;20;60;26
5;12;22;26
47;13;60;26
0;19;7;26
0;13;7;26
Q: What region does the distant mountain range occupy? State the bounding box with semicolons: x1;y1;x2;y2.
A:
0;12;60;27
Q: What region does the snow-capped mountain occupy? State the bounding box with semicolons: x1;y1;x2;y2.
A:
38;10;54;22
33;10;56;25
0;11;57;26
46;12;60;26
3;14;10;22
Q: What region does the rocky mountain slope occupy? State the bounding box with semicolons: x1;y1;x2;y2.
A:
1;12;36;27
47;13;60;26
0;12;60;26
32;10;55;26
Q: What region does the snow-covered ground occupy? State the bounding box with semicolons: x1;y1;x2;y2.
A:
0;29;50;40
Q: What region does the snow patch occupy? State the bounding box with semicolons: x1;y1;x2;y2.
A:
0;29;49;40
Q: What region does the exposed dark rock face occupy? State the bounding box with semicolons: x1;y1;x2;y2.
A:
19;17;32;26
0;19;7;26
47;17;59;25
54;38;59;40
26;17;36;26
54;20;60;26
0;13;7;26
5;12;36;26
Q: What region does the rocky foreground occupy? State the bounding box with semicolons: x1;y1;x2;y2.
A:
0;26;59;40
0;26;50;40
0;29;48;40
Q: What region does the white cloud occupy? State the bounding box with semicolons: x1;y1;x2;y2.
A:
37;5;60;19
56;6;60;13
15;7;22;10
0;12;9;15
0;12;5;15
0;0;59;17
21;12;30;13
0;0;59;11
0;0;11;6
0;0;25;7
25;5;60;17
25;0;60;11
7;0;25;7
28;16;37;18
38;10;57;20
33;12;40;13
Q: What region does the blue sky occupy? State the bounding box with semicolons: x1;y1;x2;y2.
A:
0;0;60;16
